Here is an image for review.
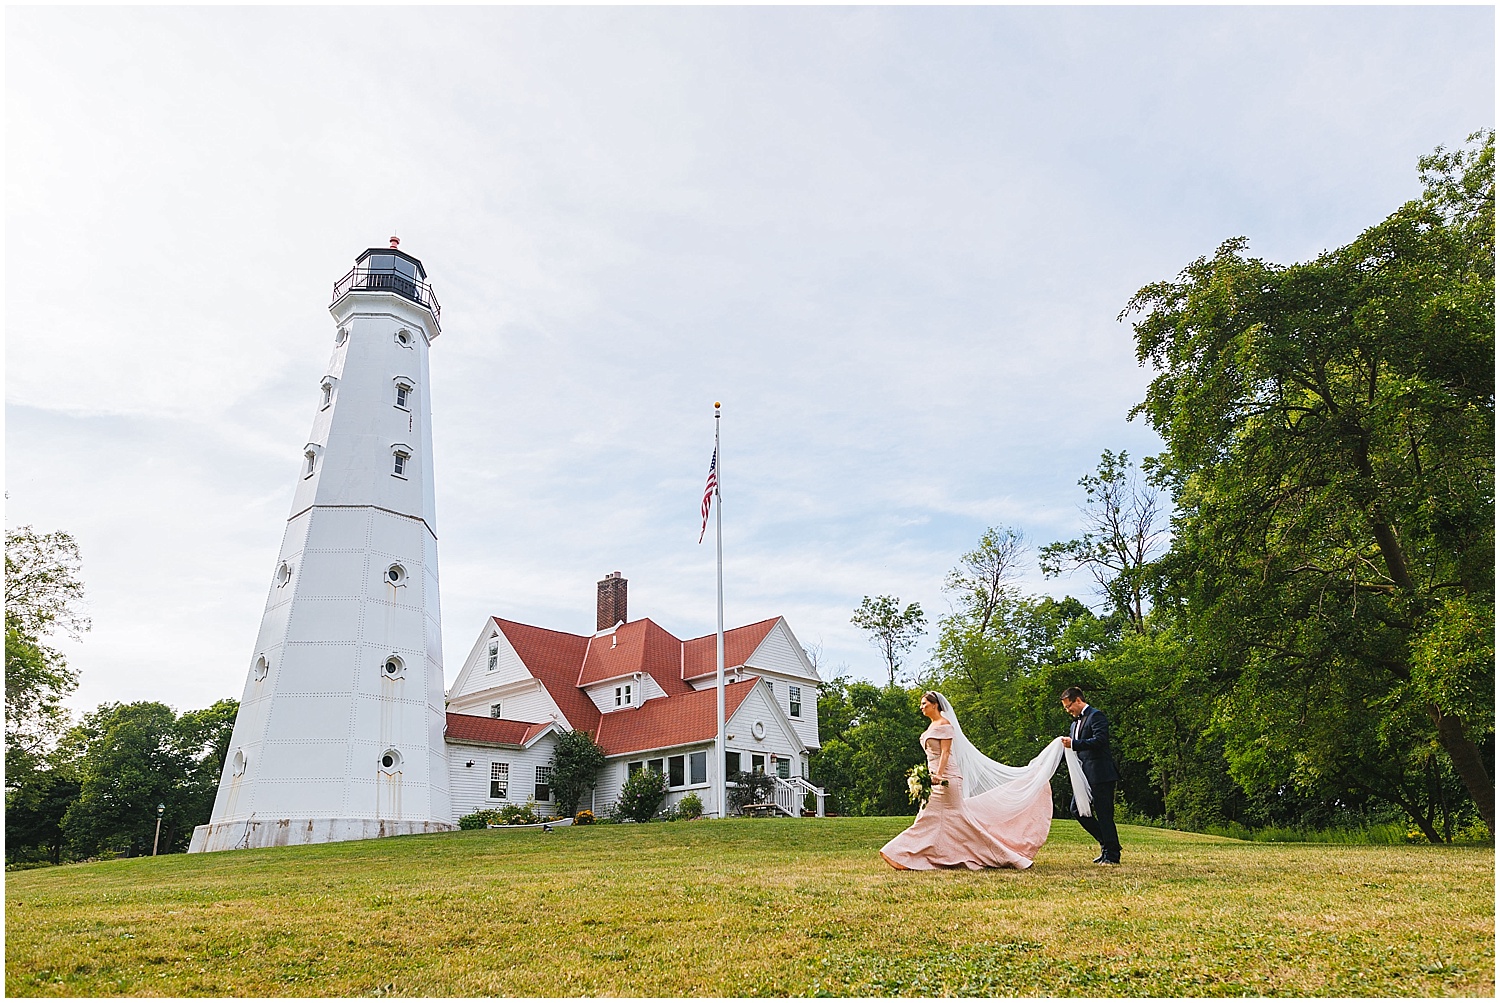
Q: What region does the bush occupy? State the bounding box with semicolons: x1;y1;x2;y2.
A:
458;809;503;829
551;730;607;818
617;767;668;823
677;793;704;820
458;802;543;828
727;771;775;813
573;809;596;826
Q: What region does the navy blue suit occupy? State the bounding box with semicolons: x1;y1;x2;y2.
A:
1069;704;1121;862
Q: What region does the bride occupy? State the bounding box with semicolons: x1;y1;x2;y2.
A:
879;690;1091;870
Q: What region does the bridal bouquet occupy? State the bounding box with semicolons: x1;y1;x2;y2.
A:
906;763;948;806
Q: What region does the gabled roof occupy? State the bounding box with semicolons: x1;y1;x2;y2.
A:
593;679;759;757
577;618;695;696
490;619;600;732
681;618;780;681
446;713;554;748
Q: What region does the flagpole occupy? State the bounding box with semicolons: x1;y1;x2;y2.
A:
713;402;727;819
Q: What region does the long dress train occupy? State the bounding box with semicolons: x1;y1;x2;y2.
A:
879;722;1053;870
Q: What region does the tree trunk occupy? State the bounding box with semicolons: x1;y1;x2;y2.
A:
1427;703;1495;837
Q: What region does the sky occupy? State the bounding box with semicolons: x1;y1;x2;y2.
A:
6;6;1495;715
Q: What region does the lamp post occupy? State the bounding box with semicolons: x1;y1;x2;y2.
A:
153;803;165;856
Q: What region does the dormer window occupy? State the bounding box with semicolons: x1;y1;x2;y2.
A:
394;382;412;410
614;683;632;707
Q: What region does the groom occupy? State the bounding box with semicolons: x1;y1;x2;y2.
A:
1060;686;1122;865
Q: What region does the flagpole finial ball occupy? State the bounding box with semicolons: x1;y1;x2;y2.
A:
714;401;721;409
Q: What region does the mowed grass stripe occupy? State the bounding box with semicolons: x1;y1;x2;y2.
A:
6;818;1493;997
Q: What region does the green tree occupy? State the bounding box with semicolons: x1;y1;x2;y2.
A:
1039;451;1167;632
60;699;237;857
851;595;927;687
808;677;926;815
550;729;607;817
1122;130;1495;838
5;764;81;864
5;527;90;785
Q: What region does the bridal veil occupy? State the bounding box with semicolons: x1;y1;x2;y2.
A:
935;692;1093;817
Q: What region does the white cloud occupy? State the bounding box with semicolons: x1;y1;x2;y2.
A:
5;6;1492;712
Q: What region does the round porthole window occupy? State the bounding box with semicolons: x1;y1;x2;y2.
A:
275;562;292;587
335;327;349;346
253;654;269;681
386;564;407;585
751;721;767;741
382;655;405;679
231;749;247;777
379;748;404;771
395;328;413;347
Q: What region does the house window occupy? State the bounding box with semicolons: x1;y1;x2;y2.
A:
777;759;790;779
628;761;643;776
725;751;741;776
789;685;802;718
395;382;412;409
490;703;503;719
392;451;409;477
487;640;499;671
668;756;685;788
490;762;508;799
763;678;774;696
647;759;664;776
535;765;552;802
751;754;765;775
614;684;632;707
689;752;706;785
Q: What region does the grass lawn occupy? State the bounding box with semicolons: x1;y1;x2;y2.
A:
5;818;1493;997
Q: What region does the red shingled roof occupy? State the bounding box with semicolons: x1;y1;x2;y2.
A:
682;618;780;680
445;713;553;747
491;618;601;732
593;678;759;757
577;619;694;696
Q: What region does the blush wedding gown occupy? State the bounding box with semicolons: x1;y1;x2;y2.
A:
879;695;1091;871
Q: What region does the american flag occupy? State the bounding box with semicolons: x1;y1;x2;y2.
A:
698;447;718;543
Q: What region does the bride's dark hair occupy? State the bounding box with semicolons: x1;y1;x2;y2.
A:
921;690;942;706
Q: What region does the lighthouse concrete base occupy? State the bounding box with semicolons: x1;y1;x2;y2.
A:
188;817;457;853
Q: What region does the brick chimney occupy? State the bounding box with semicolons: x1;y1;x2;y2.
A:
596;571;627;631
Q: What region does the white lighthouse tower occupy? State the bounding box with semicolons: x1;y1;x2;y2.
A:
191;239;455;852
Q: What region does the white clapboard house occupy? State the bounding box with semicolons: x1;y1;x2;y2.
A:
443;573;826;820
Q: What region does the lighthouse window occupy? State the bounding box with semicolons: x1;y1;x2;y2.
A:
275;562;292;587
320;381;334;408
395;328;413;347
231;749;247;776
386;564;407;586
304;450;317;477
394;382;412;409
382;655;405;679
392;451;409;477
379;748;404;771
253;654;269;681
335;327;349;346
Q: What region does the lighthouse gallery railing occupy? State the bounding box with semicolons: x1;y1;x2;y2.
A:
331;265;442;327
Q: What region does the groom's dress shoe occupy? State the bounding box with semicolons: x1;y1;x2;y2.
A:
1095;858;1119;866
1092;853;1106;863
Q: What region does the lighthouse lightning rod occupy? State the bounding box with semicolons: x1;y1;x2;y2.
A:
714;402;727;819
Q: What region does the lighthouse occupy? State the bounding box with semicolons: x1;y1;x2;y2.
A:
190;239;456;851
